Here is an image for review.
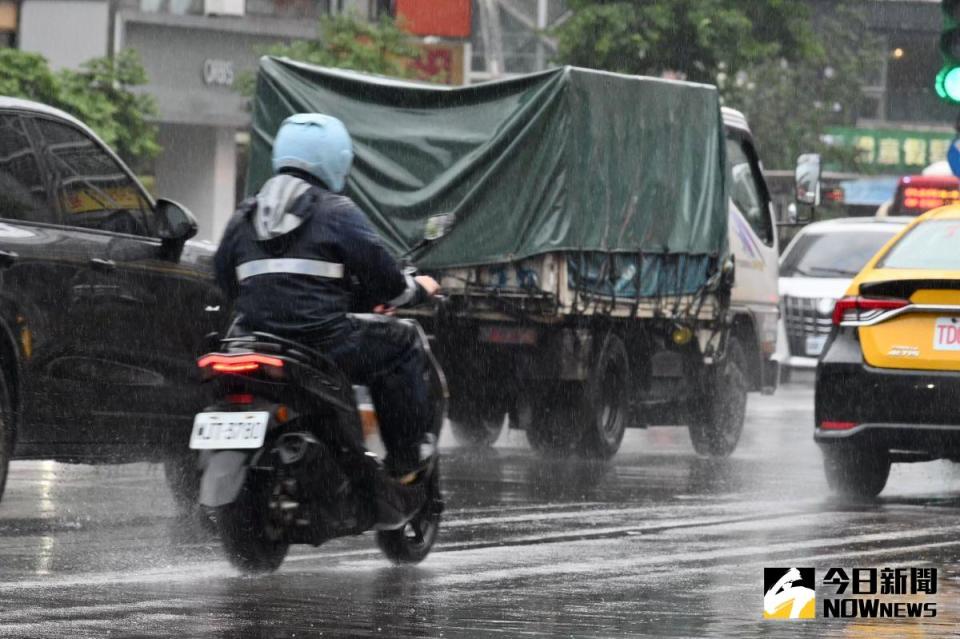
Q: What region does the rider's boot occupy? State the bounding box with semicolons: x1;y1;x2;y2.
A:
388;432;438;486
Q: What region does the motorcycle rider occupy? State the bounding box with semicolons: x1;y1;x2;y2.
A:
213;113;441;480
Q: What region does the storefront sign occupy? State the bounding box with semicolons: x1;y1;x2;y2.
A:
826;127;955;173
414;42;465;86
203;59;235;87
396;0;471;38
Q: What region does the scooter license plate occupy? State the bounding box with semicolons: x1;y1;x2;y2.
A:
190;411;269;450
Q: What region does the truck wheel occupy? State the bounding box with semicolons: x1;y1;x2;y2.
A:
0;370;13;504
822;448;890;500
448;404;504;448
579;334;630;459
689;337;748;458
520;385;580;457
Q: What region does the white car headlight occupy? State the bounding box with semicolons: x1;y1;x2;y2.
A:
817;297;836;316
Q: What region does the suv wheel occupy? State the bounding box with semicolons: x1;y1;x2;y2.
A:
164;452;201;515
0;370;13;504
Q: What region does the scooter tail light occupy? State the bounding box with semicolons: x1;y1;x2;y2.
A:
197;353;285;374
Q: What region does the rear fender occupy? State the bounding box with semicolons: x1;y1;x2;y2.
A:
198;450;250;507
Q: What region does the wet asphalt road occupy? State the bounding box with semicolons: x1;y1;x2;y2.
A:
2;381;960;637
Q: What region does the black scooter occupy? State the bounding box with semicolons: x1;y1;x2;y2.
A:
191;322;447;573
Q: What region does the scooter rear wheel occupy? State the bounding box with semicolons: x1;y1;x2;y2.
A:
216;478;289;574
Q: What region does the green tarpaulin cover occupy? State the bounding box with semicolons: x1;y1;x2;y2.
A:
249;57;727;288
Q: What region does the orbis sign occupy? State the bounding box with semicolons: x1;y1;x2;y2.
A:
203;59;235;87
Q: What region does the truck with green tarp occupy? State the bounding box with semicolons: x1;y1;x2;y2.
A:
247;57;782;459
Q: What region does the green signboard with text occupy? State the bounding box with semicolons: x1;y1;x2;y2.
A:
826;127;955;174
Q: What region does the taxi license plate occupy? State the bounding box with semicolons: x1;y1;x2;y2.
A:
190;411;269;450
806;334;827;357
933;317;960;351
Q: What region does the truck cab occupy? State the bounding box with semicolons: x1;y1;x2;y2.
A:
722;107;780;394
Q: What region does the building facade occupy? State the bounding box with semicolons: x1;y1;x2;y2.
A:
17;0;390;239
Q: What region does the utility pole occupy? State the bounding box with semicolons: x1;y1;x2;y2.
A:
479;0;504;77
534;0;548;70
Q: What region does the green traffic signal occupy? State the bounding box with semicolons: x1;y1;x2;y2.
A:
946;0;960;20
937;66;960;102
939;0;960;103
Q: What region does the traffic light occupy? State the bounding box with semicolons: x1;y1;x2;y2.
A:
937;0;960;103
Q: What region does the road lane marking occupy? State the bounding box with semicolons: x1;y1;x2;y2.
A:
0;509;951;592
420;525;960;586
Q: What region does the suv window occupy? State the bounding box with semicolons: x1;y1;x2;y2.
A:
781;229;898;278
0;114;56;224
726;136;774;246
32;118;155;237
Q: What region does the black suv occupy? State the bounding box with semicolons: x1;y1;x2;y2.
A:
0;97;225;505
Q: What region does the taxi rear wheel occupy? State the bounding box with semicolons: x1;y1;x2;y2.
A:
822;448;890;500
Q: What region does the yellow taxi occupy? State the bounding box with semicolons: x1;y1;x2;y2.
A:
815;206;960;498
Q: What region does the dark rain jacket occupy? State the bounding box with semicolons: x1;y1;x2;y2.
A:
213;171;425;339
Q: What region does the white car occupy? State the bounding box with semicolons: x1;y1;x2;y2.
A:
776;217;911;373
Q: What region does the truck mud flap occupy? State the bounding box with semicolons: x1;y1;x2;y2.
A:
198;450;250;508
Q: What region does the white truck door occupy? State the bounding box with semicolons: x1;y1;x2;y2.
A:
724;129;780;379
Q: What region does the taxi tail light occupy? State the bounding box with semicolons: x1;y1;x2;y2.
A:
197;353;285;375
831;296;909;325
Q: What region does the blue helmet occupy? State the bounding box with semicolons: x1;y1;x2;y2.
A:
271;113;354;193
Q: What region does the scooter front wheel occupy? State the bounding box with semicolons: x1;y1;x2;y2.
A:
376;472;442;564
215;478;289;574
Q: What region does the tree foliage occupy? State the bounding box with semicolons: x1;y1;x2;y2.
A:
554;1;881;170
555;0;819;84
239;13;423;96
0;48;159;166
723;4;882;170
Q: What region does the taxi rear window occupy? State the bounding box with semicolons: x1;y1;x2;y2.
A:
880;219;960;270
